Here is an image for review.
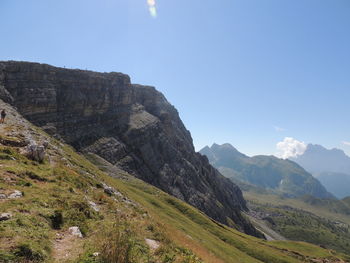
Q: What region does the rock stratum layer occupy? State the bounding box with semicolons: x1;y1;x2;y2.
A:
0;61;259;236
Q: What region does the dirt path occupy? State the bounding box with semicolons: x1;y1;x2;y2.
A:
52;231;84;263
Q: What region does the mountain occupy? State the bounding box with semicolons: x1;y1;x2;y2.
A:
316;172;350;199
290;144;350;174
200;143;333;199
0;61;260;236
290;144;350;198
2;100;347;262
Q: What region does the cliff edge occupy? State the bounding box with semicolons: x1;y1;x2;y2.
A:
0;61;259;236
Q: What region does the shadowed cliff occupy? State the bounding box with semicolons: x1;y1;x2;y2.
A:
0;61;261;236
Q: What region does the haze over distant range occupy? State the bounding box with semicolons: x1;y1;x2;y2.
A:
1;0;349;156
201;141;350;199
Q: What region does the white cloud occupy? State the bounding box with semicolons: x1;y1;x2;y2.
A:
274;126;286;132
343;141;350;146
276;137;307;159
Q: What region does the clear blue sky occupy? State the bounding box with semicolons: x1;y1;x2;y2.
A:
1;0;350;156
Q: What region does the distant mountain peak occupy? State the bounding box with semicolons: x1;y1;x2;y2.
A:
292;143;350;174
200;142;333;199
306;144;347;156
201;143;248;159
290;143;350;198
211;142;236;150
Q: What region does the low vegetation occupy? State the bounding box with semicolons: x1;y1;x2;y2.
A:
0;112;349;262
245;191;350;256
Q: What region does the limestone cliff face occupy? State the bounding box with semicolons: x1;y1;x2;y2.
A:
0;61;260;236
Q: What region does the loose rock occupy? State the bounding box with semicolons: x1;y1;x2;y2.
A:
88;200;100;212
8;190;22;199
24;142;46;162
102;183;123;197
68;226;83;238
0;213;12;221
145;238;160;250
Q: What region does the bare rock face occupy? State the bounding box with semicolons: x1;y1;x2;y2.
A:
0;61;260;236
23;141;46;162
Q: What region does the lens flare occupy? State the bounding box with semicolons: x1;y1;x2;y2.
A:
147;0;157;18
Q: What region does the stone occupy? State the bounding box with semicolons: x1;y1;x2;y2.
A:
145;238;160;250
102;183;123;198
92;252;100;257
0;213;12;221
8;190;22;199
68;226;83;238
0;61;261;237
25;143;45;162
0;194;6;199
88;201;99;212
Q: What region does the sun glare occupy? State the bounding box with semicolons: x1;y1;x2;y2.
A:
147;0;157;18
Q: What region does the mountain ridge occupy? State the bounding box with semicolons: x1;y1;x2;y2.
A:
200;143;333;199
0;98;347;261
290;143;350;198
0;61;259;236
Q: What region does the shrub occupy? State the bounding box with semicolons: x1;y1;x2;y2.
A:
14;243;45;262
49;210;64;230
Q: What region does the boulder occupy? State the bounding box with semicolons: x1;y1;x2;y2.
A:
0;213;12;221
102;183;123;197
8;190;22;199
145;238;160;250
68;226;83;238
25;143;45;162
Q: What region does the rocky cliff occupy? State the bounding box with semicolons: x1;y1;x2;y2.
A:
0;61;260;236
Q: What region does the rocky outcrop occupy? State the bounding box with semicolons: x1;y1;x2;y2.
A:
0;61;260;236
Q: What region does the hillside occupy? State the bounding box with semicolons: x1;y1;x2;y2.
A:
0;61;257;236
200;143;333;199
244;190;350;255
0;100;349;262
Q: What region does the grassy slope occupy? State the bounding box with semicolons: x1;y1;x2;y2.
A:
244;191;350;226
244;191;350;255
0;105;349;262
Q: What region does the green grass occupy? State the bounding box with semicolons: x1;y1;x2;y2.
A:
0;123;349;262
244;191;350;256
105;176;350;263
245;191;350;225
